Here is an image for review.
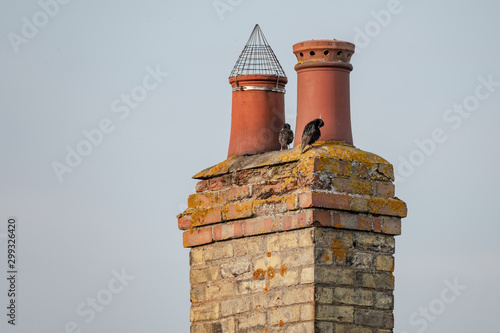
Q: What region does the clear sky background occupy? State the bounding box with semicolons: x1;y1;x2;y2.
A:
1;0;499;332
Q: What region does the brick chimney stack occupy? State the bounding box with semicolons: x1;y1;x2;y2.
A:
177;33;406;332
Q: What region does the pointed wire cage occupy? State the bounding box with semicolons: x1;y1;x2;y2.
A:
229;24;286;78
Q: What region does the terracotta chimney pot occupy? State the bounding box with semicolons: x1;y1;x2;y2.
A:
293;39;355;146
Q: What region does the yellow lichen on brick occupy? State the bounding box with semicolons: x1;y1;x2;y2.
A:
279;265;288;276
222;201;253;220
329;239;349;261
190;206;221;226
253;268;265;280
368;197;407;217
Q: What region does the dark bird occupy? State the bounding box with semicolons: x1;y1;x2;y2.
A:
301;118;324;153
279;123;294;150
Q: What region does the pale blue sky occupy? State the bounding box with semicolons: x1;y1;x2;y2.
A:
1;0;499;332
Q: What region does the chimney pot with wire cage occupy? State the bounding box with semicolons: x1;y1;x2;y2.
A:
227;24;288;157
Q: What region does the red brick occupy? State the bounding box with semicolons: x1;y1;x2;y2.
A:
373;217;382;233
375;181;395;198
367;197;407;217
213;222;244;241
222;201;253;221
311;210;332;227
178;214;192;230
188;192;218;208
243;217;275;236
352;163;373;179
377;163;395;181
336;212;357;229
333;178;373;195
252;183;282;199
183;227;213;247
208;174;232;191
299;192;351;211
356;215;373;231
280;214;297;230
195;180;209;193
381;217;401;235
219;185;250;203
314;158;352;176
191;206;222;227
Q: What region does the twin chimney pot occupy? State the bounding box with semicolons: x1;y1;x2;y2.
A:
227;24;355;157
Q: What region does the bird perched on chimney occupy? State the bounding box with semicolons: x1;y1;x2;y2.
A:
301;118;324;153
279;123;294;150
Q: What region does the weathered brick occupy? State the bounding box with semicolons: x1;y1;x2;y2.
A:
315;321;334;332
299;192;351;211
367;197;407;217
315;267;355;285
316;305;354;322
381;216;401;235
238;312;267;329
213;222;243;241
235;237;264;257
356;272;394;290
243;217;276;236
183;227;213;248
190;247;204;266
269;305;302;325
191;206;222;227
313;158;352;176
300;267;315;284
206;281;236;301
335;324;372;333
282;286;315;305
194;179;209;193
286;322;315;333
355;233;395;253
251;290;283;308
354;309;393;329
376;163;394;181
190;285;204;305
219;185;251;203
222;201;253;221
333;288;373;306
346;251;372;270
204;242;233;261
334;178;373;196
208;174;232;191
190;266;219;285
376;255;394;271
178;214;192;230
356;215;373;231
221;262;251;278
191;302;220;321
221;297;251;317
374;291;393;309
188;192;218;208
282;249;314;268
269;268;299;287
374;181;395;198
237;279;267;294
315;286;334;303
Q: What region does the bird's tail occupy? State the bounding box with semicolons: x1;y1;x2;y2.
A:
300;144;306;154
